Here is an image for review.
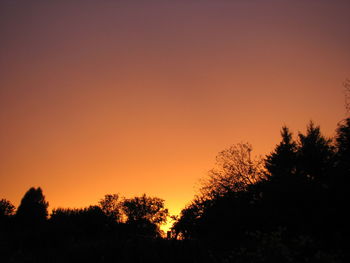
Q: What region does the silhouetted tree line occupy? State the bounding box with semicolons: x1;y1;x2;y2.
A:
1;118;349;262
0;190;168;236
172;118;350;262
0;189;173;262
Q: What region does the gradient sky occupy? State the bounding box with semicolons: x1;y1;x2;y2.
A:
1;0;350;227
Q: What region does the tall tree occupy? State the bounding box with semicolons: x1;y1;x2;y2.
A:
297;121;334;182
174;143;265;240
335;118;350;175
200;142;265;199
333;117;350;232
16;187;49;225
265;126;297;179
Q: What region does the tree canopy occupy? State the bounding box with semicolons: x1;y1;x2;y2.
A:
0;199;15;218
16;187;49;225
265;126;297;179
122;194;168;225
98;194;123;222
200;142;265;199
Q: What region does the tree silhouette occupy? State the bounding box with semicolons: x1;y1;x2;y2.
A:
200;142;265;199
16;187;48;225
122;194;168;225
174;123;345;243
0;198;15;229
265;126;297;179
297;121;334;182
335;117;350;174
98;194;123;222
0;199;15;218
262;126;302;232
122;194;168;237
332;117;350;236
172;197;206;239
173;143;266;240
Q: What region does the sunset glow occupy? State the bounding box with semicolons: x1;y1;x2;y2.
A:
1;0;349;231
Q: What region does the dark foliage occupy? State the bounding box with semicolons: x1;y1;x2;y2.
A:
297;121;334;183
0;199;15;230
16;187;49;226
265;126;297;179
98;194;122;223
0;199;15;218
122;194;169;237
173;120;348;261
50;206;109;237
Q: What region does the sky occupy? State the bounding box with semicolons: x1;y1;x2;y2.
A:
1;0;350;229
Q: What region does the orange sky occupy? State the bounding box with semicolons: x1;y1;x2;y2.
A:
1;0;350;229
